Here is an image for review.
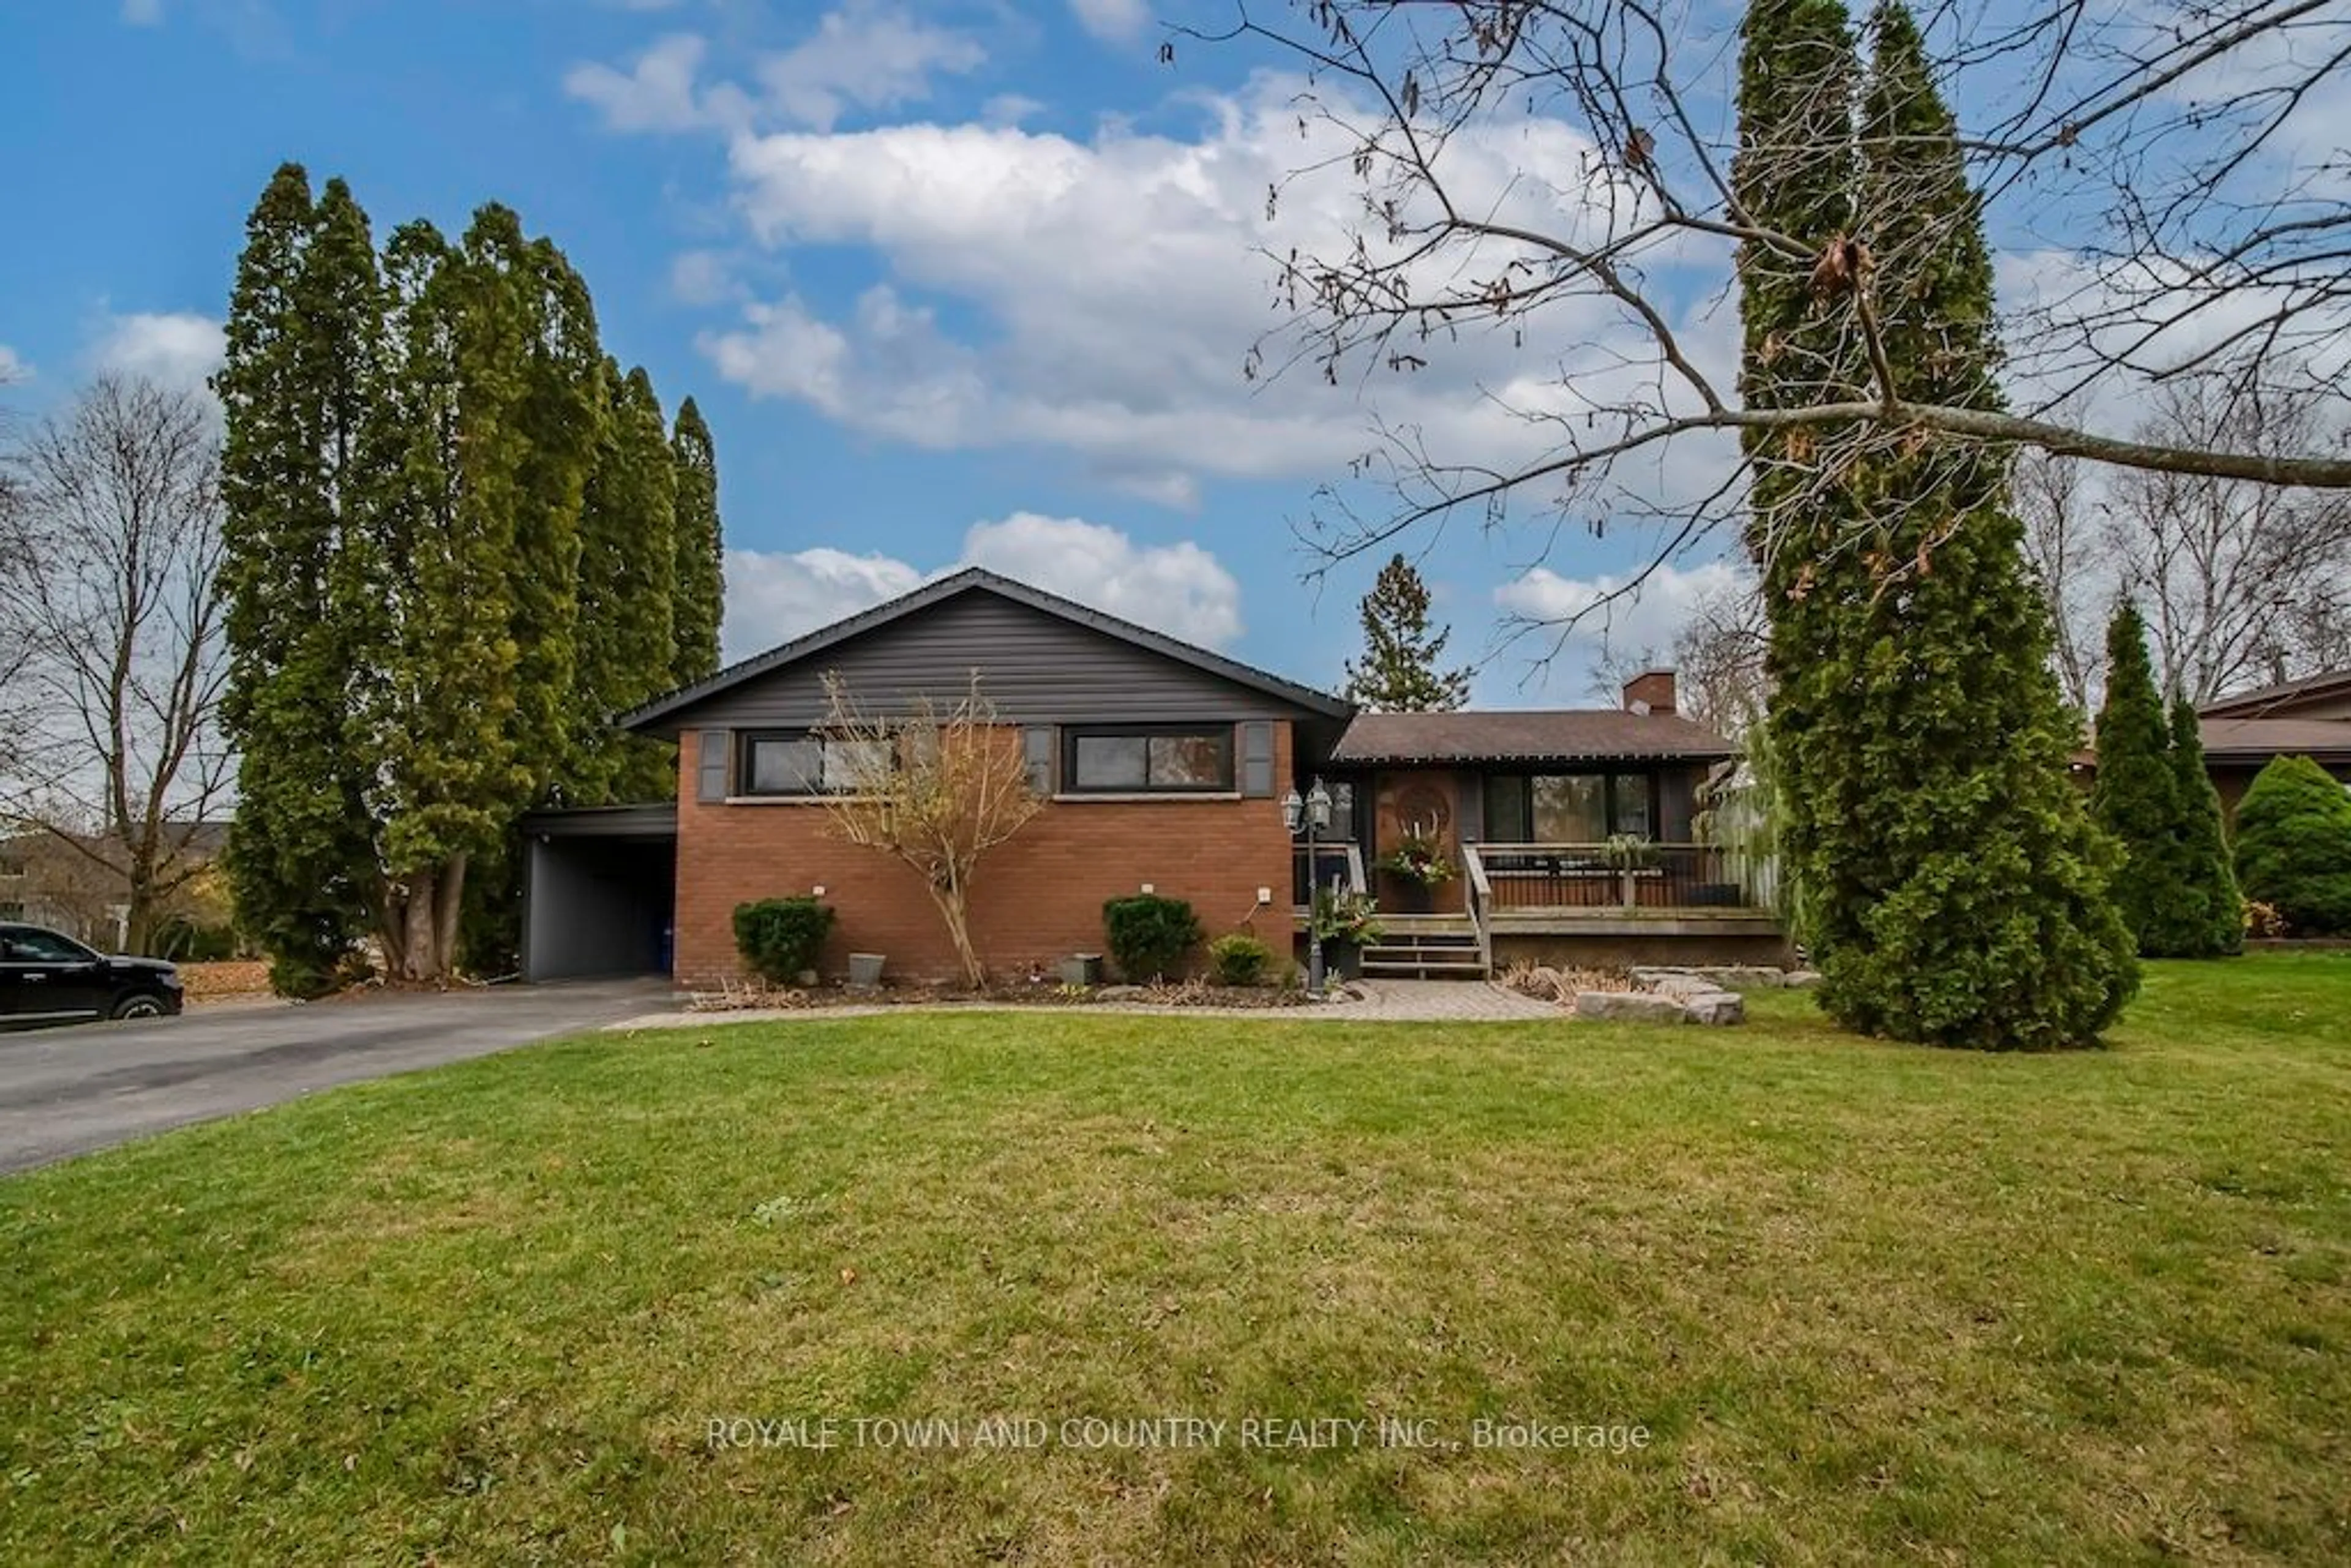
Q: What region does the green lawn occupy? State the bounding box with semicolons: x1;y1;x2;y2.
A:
4;958;2349;1564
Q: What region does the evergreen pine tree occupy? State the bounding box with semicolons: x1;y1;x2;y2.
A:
2167;696;2244;955
2233;754;2351;936
572;359;680;803
2091;602;2192;953
1741;3;2135;1046
216;167;386;997
670;397;725;683
1343;555;1471;711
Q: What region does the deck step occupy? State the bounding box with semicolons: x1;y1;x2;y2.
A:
1361;926;1491;980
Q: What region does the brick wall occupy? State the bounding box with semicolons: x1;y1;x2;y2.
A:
673;724;1297;985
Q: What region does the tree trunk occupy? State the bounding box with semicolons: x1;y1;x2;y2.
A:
931;887;984;988
386;854;470;983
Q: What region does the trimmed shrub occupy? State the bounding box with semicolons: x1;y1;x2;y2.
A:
1208;932;1275;986
1102;894;1202;981
2090;603;2187;952
2165;697;2243;956
2233;755;2351;936
732;896;838;984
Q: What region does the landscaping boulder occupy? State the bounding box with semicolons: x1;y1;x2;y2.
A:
1784;970;1823;989
1645;972;1718;1002
1573;991;1692;1024
1682;989;1746;1026
1632;964;1786;991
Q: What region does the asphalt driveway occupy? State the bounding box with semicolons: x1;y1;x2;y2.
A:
0;980;676;1176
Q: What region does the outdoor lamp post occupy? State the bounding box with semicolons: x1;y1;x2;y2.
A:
1283;778;1335;995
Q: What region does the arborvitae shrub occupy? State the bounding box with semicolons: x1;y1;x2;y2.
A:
2165;697;2243;956
732;896;837;983
1208;932;1275;986
1102;895;1203;981
2091;603;2186;953
2233;756;2351;936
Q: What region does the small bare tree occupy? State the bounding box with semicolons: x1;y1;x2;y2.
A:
2013;446;2112;716
0;377;231;954
817;671;1045;987
2102;375;2351;704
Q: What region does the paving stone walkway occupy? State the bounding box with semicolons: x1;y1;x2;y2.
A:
604;978;1562;1032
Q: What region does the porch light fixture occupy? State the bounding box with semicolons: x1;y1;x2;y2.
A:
1283;778;1336;996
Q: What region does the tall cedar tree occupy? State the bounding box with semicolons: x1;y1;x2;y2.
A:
448;210;610;975
670;396;725;685
2091;602;2194;952
2233;754;2351;935
2167;696;2244;954
220;170;709;988
571;359;680;804
215;167;385;997
1343;555;1470;711
1733;0;1866;953
363;219;535;982
1741;4;2135;1046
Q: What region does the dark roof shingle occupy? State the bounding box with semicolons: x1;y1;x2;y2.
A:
1330;709;1736;765
2199;716;2351;762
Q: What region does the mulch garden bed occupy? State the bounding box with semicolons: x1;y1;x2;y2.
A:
688;975;1329;1013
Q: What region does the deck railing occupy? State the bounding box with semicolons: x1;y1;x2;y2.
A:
1291;841;1367;907
1465;842;1766;914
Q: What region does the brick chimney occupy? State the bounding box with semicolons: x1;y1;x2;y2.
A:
1621;669;1677;717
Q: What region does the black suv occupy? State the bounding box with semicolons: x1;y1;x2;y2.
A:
0;923;184;1029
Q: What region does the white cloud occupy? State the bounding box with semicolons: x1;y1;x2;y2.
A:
0;344;28;383
758;0;984;132
566;4;983;136
668;249;745;306
724;545;927;660
1493;558;1748;658
1068;0;1152;45
699;85;1727;505
962;512;1242;647
88;312;224;392
121;0;163;24
721;516;1243;659
564;34;716;133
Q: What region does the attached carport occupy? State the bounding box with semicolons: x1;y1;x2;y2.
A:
520;804;678;983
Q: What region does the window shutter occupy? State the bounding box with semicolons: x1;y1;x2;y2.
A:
1022;726;1056;796
1240;721;1275;798
697;729;730;803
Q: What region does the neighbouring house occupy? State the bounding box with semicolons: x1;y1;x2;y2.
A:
2072;668;2351;821
0;821;231;953
2195;669;2351;819
520;569;1784;985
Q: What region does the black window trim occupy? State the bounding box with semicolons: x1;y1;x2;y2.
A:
1482;766;1662;841
734;728;896;798
1060;723;1238;795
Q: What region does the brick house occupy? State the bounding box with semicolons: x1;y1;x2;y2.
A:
519;569;1781;985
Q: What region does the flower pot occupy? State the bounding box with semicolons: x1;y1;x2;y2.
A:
847;952;885;989
1397;879;1432;914
1322;938;1364;982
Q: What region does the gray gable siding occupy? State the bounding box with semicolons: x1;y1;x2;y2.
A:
670;592;1313;730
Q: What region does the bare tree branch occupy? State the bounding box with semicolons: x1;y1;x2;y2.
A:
1188;0;2351;636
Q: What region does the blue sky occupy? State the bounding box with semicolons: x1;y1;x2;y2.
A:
0;0;1757;704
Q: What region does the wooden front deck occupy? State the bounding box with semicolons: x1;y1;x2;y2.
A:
1292;842;1783;977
